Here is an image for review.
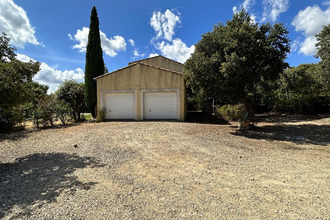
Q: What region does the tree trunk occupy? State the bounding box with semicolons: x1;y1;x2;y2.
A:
241;84;249;112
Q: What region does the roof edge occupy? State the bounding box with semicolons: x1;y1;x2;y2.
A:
93;63;137;80
139;62;183;75
128;55;183;66
94;61;183;80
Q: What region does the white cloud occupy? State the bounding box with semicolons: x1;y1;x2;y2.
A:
133;49;139;57
133;49;145;58
232;6;238;14
16;54;84;93
70;27;126;57
291;39;301;52
129;39;135;46
261;0;289;22
156;38;195;63
149;9;194;63
299;36;318;56
0;0;40;48
233;0;256;14
323;1;330;6
243;0;256;11
150;9;180;41
292;5;330;55
149;53;159;58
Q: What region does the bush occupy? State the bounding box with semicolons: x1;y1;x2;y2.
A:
0;107;14;132
96;108;106;122
32;96;72;127
274;95;330;114
215;104;245;121
55;100;71;125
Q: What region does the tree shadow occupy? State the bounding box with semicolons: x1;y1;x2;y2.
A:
185;111;230;125
253;113;330;124
230;124;330;146
0;153;104;219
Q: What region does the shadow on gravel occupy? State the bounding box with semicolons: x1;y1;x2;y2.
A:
185;111;229;125
253;113;330;123
231;124;330;146
0;153;103;219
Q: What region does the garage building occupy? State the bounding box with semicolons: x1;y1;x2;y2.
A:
94;55;187;121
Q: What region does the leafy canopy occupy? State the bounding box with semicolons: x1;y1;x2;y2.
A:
315;23;330;74
0;33;40;109
0;33;41;131
184;10;290;111
56;80;86;121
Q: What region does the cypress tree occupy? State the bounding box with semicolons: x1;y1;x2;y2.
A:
85;6;104;117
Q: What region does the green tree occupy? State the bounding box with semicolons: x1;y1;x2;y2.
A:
275;63;329;114
184;10;290;112
315;24;330;73
56;80;86;121
85;6;104;117
0;33;40;131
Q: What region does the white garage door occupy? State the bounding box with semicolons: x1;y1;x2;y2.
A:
144;92;177;119
104;93;135;119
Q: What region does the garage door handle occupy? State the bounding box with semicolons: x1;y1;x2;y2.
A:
149;109;151;112
109;110;111;112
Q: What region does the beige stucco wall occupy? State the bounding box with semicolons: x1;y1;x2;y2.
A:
96;63;186;121
129;56;183;73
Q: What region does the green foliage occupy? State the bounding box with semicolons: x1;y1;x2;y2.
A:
56;80;86;121
0;33;16;63
0;33;41;132
0;58;40;109
32;95;71;128
82;113;93;121
85;6;105;117
184;10;290;112
55;99;71;125
274;95;329;114
215;104;245;121
0;107;14;132
33;95;56;127
315;24;330;73
274;63;330;114
96;108;106;122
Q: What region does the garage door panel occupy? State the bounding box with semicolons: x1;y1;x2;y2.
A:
104;93;134;119
144;92;177;119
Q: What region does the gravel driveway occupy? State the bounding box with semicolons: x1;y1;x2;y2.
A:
1;115;329;219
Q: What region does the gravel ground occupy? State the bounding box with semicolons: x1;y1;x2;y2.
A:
0;114;329;219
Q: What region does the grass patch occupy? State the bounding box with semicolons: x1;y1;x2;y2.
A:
82;113;93;121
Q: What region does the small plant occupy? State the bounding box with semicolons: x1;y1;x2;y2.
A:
96;108;106;122
238;112;253;130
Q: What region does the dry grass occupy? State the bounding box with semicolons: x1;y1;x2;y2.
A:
0;114;329;219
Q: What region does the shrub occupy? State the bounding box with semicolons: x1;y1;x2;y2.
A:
96;108;106;122
215;104;245;121
56;80;86;121
55;100;71;125
0;107;14;132
274;95;330;114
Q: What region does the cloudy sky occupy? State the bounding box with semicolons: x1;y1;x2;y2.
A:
1;0;329;92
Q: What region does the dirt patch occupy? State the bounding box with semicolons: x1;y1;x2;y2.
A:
0;115;329;219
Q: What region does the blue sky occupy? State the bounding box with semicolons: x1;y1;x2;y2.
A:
1;0;329;92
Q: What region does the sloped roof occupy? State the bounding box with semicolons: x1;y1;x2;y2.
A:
128;55;183;66
94;61;183;80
